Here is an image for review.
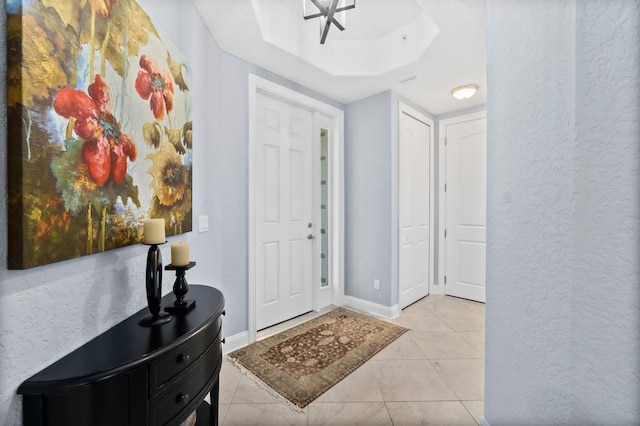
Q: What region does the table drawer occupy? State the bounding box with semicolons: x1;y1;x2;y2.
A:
150;315;221;396
150;342;221;426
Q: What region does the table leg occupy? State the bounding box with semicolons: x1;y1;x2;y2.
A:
210;379;219;426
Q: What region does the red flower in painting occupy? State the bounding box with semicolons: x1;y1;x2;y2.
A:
135;55;175;121
54;74;138;186
89;0;119;18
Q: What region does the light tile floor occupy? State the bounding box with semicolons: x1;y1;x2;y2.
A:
219;295;485;425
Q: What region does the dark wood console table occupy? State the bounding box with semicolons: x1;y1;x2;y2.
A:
18;285;225;426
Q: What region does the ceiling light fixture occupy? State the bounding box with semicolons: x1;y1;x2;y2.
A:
451;84;478;100
303;0;356;44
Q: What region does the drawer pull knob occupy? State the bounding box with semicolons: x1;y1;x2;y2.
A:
178;354;191;364
222;338;226;344
178;393;190;404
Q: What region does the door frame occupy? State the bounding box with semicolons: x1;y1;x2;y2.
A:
437;110;487;296
397;102;436;306
248;74;345;343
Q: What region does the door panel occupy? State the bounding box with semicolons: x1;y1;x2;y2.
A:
263;243;279;304
290;150;304;220
444;116;487;302
458;241;486;284
458;136;486;226
263;146;280;223
399;112;431;309
290;240;304;295
256;92;313;329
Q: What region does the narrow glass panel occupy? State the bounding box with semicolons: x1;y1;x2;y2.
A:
320;129;330;287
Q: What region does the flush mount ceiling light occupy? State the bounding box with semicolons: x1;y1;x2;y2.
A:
303;0;356;44
451;84;478;100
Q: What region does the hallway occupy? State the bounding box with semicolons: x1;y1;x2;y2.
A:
219;295;485;425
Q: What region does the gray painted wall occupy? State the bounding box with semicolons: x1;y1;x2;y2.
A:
344;91;393;305
344;90;435;308
485;0;639;424
0;1;342;423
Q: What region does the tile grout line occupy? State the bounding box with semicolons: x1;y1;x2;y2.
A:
222;296;485;425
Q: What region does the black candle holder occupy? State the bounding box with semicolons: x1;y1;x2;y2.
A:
139;243;173;327
164;261;196;314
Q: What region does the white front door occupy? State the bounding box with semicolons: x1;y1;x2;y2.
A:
399;108;433;309
255;91;314;330
442;113;487;302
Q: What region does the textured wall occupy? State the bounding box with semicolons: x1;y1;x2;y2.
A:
571;0;640;422
485;0;640;424
0;3;227;423
0;1;343;424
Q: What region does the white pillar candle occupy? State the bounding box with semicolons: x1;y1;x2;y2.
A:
143;219;165;244
171;242;190;266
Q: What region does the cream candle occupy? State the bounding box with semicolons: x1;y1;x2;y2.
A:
171;242;190;266
143;219;165;244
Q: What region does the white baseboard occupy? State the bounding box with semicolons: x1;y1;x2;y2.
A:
223;297;400;354
222;331;249;355
343;295;401;319
431;283;446;295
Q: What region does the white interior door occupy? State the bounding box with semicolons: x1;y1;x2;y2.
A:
442;114;487;302
399;109;432;309
255;91;314;330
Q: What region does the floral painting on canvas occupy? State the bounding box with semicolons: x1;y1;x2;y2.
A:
7;0;193;269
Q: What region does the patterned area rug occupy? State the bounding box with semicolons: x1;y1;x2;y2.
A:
228;308;408;408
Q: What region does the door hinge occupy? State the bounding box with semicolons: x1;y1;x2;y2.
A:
444;183;447;192
444;229;447;238
444;275;447;284
444;137;448;146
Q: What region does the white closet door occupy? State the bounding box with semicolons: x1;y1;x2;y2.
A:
444;115;487;302
399;111;432;309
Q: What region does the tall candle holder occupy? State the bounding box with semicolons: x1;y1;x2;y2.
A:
164;261;196;314
139;242;173;326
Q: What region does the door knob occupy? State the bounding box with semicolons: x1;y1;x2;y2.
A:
307;234;315;240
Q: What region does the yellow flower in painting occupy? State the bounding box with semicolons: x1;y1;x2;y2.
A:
167;51;190;92
147;143;188;207
165;127;186;154
182;121;193;150
143;122;163;149
7;13;67;108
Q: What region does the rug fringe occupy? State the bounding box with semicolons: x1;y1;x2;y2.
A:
224;354;306;413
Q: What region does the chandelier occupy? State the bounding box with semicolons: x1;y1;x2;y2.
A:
303;0;356;44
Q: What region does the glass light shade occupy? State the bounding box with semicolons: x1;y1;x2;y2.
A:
451;85;477;100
